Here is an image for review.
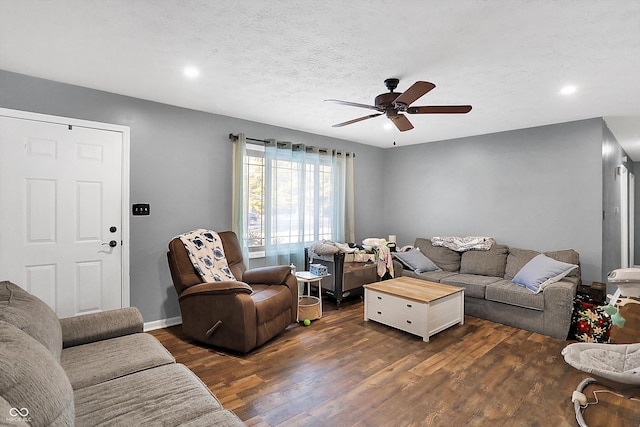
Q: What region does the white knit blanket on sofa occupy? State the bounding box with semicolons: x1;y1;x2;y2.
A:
177;229;236;282
431;236;495;252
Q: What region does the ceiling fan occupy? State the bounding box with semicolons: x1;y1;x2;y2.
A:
325;78;472;132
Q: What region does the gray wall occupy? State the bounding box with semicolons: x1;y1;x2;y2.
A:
0;69;611;324
382;119;604;285
0;70;385;323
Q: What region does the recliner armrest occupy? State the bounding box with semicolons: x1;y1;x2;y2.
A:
242;265;292;286
178;281;253;301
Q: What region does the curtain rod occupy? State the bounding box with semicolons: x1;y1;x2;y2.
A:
228;133;268;145
228;133;355;158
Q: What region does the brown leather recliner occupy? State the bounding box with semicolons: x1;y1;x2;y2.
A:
167;231;298;353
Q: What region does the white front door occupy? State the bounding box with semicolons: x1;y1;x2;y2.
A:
0;112;128;317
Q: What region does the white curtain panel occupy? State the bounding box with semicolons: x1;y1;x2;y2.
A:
231;133;249;264
332;150;356;244
263;140;354;268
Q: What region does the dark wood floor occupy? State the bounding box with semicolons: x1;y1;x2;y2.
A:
149;300;640;427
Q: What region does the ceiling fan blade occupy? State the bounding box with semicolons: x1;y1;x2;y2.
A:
332;113;383;128
392;81;436;107
407;105;473;114
324;99;381;111
390;114;414;132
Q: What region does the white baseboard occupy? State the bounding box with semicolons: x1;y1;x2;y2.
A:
144;316;182;332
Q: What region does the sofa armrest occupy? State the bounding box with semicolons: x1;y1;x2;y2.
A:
60;307;144;348
542;279;578;339
242;265;292;286
178;281;253;300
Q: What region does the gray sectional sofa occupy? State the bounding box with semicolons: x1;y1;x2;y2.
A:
394;238;580;339
0;281;245;426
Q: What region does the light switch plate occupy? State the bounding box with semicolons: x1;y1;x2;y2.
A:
132;203;150;216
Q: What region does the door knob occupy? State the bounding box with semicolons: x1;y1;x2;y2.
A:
102;240;117;248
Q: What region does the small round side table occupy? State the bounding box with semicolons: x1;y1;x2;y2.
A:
294;271;330;322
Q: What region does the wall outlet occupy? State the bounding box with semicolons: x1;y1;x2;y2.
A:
132;203;150;216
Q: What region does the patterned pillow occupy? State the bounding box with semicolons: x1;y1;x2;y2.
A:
569;294;611;343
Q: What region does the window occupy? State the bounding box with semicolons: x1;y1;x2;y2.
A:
233;134;354;266
243;144;336;256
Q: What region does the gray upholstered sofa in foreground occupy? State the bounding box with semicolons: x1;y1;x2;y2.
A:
394;238;580;339
0;281;245;426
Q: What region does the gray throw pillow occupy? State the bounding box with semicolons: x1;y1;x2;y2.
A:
544;249;580;277
512;254;578;294
394;249;440;273
504;248;540;280
0;281;62;361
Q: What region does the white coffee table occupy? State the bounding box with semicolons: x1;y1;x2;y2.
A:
364;276;464;342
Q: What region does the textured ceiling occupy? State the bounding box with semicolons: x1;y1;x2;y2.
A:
1;0;640;155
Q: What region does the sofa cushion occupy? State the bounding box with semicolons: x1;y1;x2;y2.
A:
513;254;578;294
504;248;539;280
440;274;502;299
74;364;242;426
402;270;459;282
485;279;545;311
393;248;440;273
459;244;509;277
0;321;74;426
414;238;461;272
0;281;62;361
61;333;175;389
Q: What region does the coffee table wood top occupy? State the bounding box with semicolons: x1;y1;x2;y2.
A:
364;277;463;303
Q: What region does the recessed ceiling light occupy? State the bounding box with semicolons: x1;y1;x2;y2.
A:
560;85;577;95
184;66;200;79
